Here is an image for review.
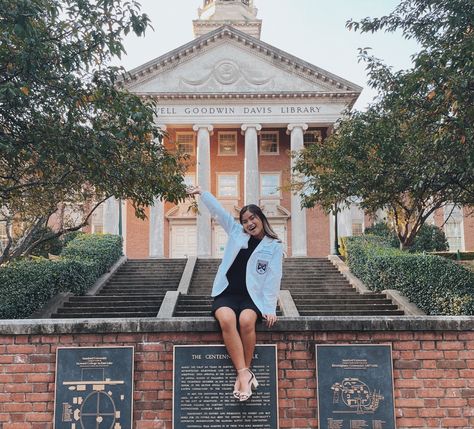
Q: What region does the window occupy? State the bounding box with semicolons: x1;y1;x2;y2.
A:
0;221;8;251
218;132;237;156
176;132;195;155
260;132;279;155
260;173;280;198
183;175;196;187
352;222;363;236
304;130;322;146
91;204;104;234
444;205;464;251
217;174;239;198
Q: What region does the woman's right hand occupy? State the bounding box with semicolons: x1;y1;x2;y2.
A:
186;185;202;196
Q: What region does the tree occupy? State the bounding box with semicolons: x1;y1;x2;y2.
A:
293;0;473;250
0;0;187;264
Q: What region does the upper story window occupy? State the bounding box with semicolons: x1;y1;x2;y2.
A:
91;204;104;234
304;130;322;146
260;173;281;198
260;132;279;155
0;221;8;251
176;132;195;155
217;174;239;198
218;132;237;156
444;204;464;251
352;221;364;236
183;175;196;187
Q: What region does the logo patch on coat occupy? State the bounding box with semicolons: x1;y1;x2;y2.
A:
256;260;268;275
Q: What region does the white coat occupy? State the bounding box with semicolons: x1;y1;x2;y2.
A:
200;191;283;315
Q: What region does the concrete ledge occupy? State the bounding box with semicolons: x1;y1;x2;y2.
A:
157;291;180;318
29;292;73;319
86;255;127;296
177;256;197;294
278;290;299;317
1;316;473;335
328;255;370;294
383;289;426;316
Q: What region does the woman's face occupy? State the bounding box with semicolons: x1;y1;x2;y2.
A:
241;210;265;239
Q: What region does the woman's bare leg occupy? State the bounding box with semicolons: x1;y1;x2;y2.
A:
215;307;246;371
238;309;258;367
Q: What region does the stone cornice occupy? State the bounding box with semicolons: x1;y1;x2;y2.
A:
134;92;360;100
0;316;473;334
117;26;362;96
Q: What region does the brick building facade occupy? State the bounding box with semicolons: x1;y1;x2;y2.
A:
94;0;474;259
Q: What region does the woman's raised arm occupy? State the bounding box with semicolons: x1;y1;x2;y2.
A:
186;186;238;234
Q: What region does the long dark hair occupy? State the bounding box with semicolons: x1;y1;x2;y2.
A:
239;204;280;241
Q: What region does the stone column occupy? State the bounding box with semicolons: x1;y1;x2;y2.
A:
103;197;119;235
149;198;164;258
241;124;261;205
193;124;213;257
287;123;308;257
149;125;166;258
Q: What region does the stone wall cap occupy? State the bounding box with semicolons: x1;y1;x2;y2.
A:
0;316;473;335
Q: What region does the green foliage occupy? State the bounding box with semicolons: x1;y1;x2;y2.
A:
363;224;400;248
294;0;473;249
0;0;188;264
61;233;122;279
410;224;449;253
430;251;474;261
365;223;449;252
29;227;64;257
0;234;122;319
346;236;474;315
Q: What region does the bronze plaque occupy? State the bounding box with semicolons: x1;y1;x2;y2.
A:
54;346;134;429
316;344;396;429
173;344;278;429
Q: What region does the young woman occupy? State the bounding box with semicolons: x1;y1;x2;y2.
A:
187;186;283;402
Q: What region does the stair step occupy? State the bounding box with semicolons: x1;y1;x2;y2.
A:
296;304;399;310
51;312;158;318
299;310;405;316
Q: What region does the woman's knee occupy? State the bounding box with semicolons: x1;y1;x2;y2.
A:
239;311;257;333
215;308;237;331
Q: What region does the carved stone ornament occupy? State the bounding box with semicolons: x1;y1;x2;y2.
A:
181;59;274;88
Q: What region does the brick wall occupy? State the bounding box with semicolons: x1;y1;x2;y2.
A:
125;126;332;259
0;324;473;429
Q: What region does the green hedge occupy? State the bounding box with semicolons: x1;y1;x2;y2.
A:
346;236;474;316
0;234;122;319
60;233;123;279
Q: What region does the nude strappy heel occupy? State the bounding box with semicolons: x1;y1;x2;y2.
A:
233;376;240;399
238;368;258;402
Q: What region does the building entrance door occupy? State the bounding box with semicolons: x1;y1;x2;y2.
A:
170;224;197;258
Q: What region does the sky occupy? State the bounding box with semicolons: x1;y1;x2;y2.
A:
115;0;420;110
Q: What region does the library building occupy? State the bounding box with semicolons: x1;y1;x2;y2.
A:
96;0;473;258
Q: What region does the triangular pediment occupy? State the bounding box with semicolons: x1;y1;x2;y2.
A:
119;26;362;98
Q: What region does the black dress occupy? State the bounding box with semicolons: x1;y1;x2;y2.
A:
211;236;263;319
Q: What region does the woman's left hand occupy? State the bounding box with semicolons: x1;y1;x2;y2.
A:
263;314;277;328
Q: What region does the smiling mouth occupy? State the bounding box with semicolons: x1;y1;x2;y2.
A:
248;225;256;232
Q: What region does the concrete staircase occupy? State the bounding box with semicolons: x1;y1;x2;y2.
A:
282;258;404;316
51;259;186;318
174;259;218;317
50;257;404;319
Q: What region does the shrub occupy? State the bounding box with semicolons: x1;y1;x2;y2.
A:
365;222;449;252
346;236;474;315
0;234;122;319
29;227;64;258
61;233;123;278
